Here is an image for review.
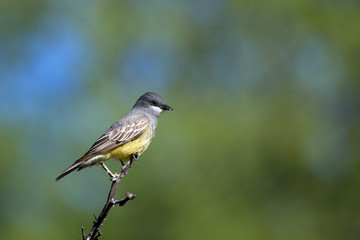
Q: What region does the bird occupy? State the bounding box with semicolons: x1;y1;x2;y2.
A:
56;92;173;181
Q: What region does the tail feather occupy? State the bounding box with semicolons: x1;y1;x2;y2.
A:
55;161;83;181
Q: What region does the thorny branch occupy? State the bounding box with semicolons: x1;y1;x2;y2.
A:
82;155;137;240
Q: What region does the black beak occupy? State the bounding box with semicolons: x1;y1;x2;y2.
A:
162;104;173;111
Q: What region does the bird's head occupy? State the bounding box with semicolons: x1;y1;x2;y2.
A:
134;92;173;117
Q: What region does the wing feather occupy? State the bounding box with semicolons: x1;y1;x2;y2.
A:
85;116;150;155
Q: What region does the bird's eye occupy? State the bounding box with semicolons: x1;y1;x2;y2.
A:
151;101;157;105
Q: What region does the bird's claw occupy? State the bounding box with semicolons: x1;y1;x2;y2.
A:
132;153;139;161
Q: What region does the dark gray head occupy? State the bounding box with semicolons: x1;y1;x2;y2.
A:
133;92;173;117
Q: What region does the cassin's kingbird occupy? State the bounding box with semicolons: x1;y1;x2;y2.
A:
56;92;173;181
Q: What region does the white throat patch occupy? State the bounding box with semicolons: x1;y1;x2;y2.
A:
151;105;163;114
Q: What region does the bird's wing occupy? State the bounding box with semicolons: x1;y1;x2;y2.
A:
85;115;150;155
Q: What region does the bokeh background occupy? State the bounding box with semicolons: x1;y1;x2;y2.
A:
1;0;359;239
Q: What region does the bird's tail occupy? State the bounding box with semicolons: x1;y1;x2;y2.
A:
55;160;84;181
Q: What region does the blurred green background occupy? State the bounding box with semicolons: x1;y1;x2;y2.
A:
1;0;359;239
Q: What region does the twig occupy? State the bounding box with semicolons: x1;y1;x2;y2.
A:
82;227;86;240
82;155;137;240
115;192;136;206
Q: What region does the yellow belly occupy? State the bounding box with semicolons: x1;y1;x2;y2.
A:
108;126;153;161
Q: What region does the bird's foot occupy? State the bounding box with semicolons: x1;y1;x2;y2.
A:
112;173;120;181
132;153;139;161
